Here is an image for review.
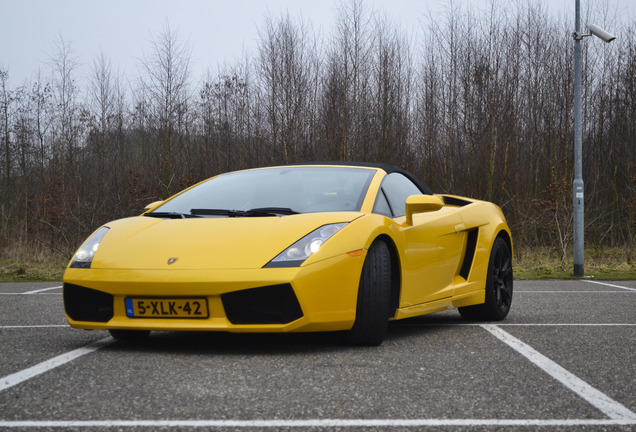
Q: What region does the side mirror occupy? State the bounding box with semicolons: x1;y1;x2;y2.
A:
144;200;164;212
405;195;444;225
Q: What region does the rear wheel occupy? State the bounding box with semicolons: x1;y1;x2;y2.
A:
346;240;392;346
109;329;150;341
459;236;513;321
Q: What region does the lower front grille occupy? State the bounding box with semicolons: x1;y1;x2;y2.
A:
64;283;114;322
221;284;303;325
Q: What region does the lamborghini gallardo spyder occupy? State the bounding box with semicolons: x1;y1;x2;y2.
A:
63;163;513;346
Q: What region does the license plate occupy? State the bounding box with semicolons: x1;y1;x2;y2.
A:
125;298;209;318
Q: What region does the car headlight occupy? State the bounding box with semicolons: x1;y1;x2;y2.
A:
70;227;110;269
265;223;348;268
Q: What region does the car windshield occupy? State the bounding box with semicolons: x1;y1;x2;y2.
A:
152;166;376;216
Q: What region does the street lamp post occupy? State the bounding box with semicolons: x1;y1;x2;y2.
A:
572;0;615;277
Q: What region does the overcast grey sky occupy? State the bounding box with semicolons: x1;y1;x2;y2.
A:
1;0;633;88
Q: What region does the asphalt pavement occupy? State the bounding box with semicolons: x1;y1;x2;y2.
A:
0;279;635;431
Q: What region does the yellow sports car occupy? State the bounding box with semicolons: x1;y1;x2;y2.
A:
63;163;513;346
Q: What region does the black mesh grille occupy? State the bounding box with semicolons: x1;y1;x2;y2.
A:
221;284;303;324
64;283;114;322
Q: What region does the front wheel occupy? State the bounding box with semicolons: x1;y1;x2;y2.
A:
346;240;392;346
459;236;513;321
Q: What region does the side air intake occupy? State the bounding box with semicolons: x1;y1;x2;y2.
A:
459;229;479;279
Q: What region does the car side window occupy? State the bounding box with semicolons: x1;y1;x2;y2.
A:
372;189;393;217
380;173;423;218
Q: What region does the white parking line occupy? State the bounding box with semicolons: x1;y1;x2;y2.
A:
394;322;636;327
516;290;633;293
481;324;636;420
496;323;636;327
0;418;635;428
0;285;63;295
23;285;63;294
0;325;69;328
0;337;113;392
0;293;62;295
583;280;636;292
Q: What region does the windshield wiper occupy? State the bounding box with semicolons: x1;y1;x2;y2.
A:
190;207;299;217
245;207;300;216
190;209;242;217
144;212;198;219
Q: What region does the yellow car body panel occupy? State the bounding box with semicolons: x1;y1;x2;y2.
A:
63;163;513;342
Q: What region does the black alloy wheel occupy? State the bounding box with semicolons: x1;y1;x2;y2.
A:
491;238;513;315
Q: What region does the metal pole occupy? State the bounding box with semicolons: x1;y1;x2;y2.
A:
573;0;584;276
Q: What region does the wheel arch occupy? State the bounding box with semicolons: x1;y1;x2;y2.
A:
495;228;513;261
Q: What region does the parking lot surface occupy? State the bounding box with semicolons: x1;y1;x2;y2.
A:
0;279;635;431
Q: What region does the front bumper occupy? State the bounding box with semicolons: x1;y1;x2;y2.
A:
63;253;364;333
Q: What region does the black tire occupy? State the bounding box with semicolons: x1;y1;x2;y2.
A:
458;236;513;321
346;240;393;346
109;329;150;341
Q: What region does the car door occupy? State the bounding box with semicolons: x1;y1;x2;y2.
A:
374;173;465;306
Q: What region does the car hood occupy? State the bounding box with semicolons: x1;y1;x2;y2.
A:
90;212;362;270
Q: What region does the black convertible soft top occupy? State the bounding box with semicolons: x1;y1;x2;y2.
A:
292;161;433;195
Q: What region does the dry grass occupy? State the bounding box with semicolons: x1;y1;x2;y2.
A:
514;246;635;280
0;246;68;282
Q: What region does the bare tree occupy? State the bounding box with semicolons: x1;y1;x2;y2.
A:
257;12;317;164
88;51;116;185
325;0;373;160
30;70;53;174
370;13;413;167
140;22;192;197
0;67;15;244
49;35;81;200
